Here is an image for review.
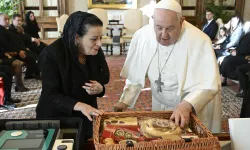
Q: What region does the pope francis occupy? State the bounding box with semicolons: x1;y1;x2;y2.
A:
114;0;222;133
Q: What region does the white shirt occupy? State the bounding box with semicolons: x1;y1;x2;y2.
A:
202;19;214;31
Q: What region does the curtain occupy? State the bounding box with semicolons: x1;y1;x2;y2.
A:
43;0;58;6
183;10;195;16
45;32;59;38
43;10;58;16
24;0;39;6
183;0;196;6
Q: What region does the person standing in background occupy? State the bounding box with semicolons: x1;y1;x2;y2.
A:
202;9;218;41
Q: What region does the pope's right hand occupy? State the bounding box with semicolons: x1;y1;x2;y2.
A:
113;102;128;112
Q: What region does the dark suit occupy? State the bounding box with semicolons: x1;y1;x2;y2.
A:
0;25;40;77
9;24;45;55
239;64;250;118
237;64;250;91
202;19;218;41
0;25;21;53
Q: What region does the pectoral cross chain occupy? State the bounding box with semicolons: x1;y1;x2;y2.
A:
155;74;164;93
156;42;176;93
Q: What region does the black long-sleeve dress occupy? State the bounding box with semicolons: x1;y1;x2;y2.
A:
22;22;40;39
202;19;218;41
36;38;110;139
220;32;250;80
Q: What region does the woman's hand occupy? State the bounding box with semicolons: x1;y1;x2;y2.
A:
74;102;104;121
32;38;40;46
82;80;103;95
19;50;26;59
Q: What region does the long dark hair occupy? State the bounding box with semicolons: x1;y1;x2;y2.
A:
62;11;103;62
24;11;38;27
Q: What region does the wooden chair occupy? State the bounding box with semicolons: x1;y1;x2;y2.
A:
56;14;69;37
119;9;143;54
215;18;224;40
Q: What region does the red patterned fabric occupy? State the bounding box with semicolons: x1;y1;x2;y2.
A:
0;77;4;105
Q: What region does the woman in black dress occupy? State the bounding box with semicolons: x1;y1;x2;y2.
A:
22;11;47;50
36;11;110;142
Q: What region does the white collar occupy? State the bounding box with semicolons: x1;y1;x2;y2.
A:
207;19;214;25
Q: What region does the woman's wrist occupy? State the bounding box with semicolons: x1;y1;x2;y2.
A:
98;84;103;94
74;102;85;111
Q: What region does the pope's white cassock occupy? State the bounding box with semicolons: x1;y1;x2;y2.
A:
119;21;222;133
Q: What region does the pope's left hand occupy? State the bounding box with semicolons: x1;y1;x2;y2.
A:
170;101;193;129
82;80;103;95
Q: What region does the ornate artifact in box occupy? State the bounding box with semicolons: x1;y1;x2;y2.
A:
93;111;220;150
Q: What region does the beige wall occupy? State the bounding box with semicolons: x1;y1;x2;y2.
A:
67;0;153;14
244;0;250;21
65;0;154;36
138;0;154;8
66;0;153;36
67;0;88;14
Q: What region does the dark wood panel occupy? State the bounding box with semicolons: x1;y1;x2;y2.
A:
182;6;196;10
23;6;58;11
44;28;57;31
43;7;58;10
225;6;236;10
185;16;198;27
24;6;39;10
213;133;231;141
